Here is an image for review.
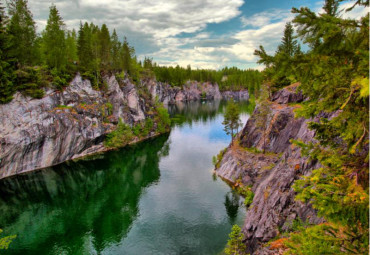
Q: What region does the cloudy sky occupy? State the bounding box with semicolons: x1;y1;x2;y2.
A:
27;0;367;70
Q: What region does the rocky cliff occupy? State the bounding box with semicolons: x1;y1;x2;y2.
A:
0;74;247;179
215;83;323;254
145;79;249;104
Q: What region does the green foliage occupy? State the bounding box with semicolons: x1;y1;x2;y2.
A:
155;104;171;133
151;62;262;92
239;186;254;208
224;225;248;255
7;0;37;66
284;222;368;255
254;22;301;90
104;119;134;148
0;229;16;250
0;2;14;103
259;1;370;253
223;100;242;141
213;148;227;168
42;5;67;71
14;66;48;98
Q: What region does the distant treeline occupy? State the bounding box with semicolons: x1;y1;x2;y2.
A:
143;59;262;92
0;0;261;104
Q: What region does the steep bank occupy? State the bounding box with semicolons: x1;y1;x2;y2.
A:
0;74;248;179
215;84;323;254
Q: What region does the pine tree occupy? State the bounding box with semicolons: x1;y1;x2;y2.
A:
43;4;66;70
0;1;14;103
7;0;36;66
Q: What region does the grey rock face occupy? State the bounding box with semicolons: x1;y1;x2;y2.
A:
0;74;148;179
0;74;248;179
215;85;323;254
221;90;249;100
146;80;228;104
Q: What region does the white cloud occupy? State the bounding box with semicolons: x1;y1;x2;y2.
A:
240;9;292;28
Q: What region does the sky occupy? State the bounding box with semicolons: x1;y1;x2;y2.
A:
27;0;367;70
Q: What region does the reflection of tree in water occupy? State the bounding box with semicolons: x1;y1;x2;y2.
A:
0;134;170;255
168;100;255;127
224;190;240;224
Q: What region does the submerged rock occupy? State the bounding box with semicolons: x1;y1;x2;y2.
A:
215;84;324;254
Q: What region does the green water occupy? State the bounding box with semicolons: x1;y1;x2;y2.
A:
0;100;253;255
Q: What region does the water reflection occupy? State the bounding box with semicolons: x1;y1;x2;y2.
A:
0;135;170;255
224;191;241;224
0;99;255;255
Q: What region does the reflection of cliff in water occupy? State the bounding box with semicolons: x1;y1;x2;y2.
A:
168;100;255;127
0;134;170;255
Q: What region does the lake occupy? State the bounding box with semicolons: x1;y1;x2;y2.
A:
0;100;253;255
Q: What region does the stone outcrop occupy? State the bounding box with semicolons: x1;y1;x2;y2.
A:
0;74;248;179
145;79;249;104
0;74;151;179
215;84;323;254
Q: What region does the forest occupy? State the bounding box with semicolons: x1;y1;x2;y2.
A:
0;0;262;104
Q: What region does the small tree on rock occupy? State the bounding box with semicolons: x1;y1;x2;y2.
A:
223;100;242;142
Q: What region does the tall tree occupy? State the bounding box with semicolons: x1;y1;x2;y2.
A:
65;29;78;65
110;29;120;71
98;24;110;69
120;36;134;74
0;1;14;103
77;22;93;71
43;5;66;70
7;0;36;66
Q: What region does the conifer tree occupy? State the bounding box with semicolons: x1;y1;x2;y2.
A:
7;0;36;66
66;29;78;65
77;22;93;71
0;1;14;103
43;5;66;70
99;24;110;69
110;29;121;71
282;0;369;253
223;100;242;141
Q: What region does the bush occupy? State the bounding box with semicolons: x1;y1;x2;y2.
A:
104;119;133;148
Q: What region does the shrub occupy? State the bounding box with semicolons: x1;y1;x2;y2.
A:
104;119;133;148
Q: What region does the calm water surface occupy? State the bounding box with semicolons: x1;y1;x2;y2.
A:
0;100;253;255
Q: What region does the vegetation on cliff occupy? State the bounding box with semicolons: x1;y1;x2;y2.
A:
252;0;369;253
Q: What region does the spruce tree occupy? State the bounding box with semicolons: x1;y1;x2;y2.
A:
99;24;110;69
7;0;36;66
77;22;93;71
0;1;14;103
43;5;66;71
65;29;78;65
110;29;121;71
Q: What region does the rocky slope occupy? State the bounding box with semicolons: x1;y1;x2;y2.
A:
215;84;323;254
0;74;248;179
